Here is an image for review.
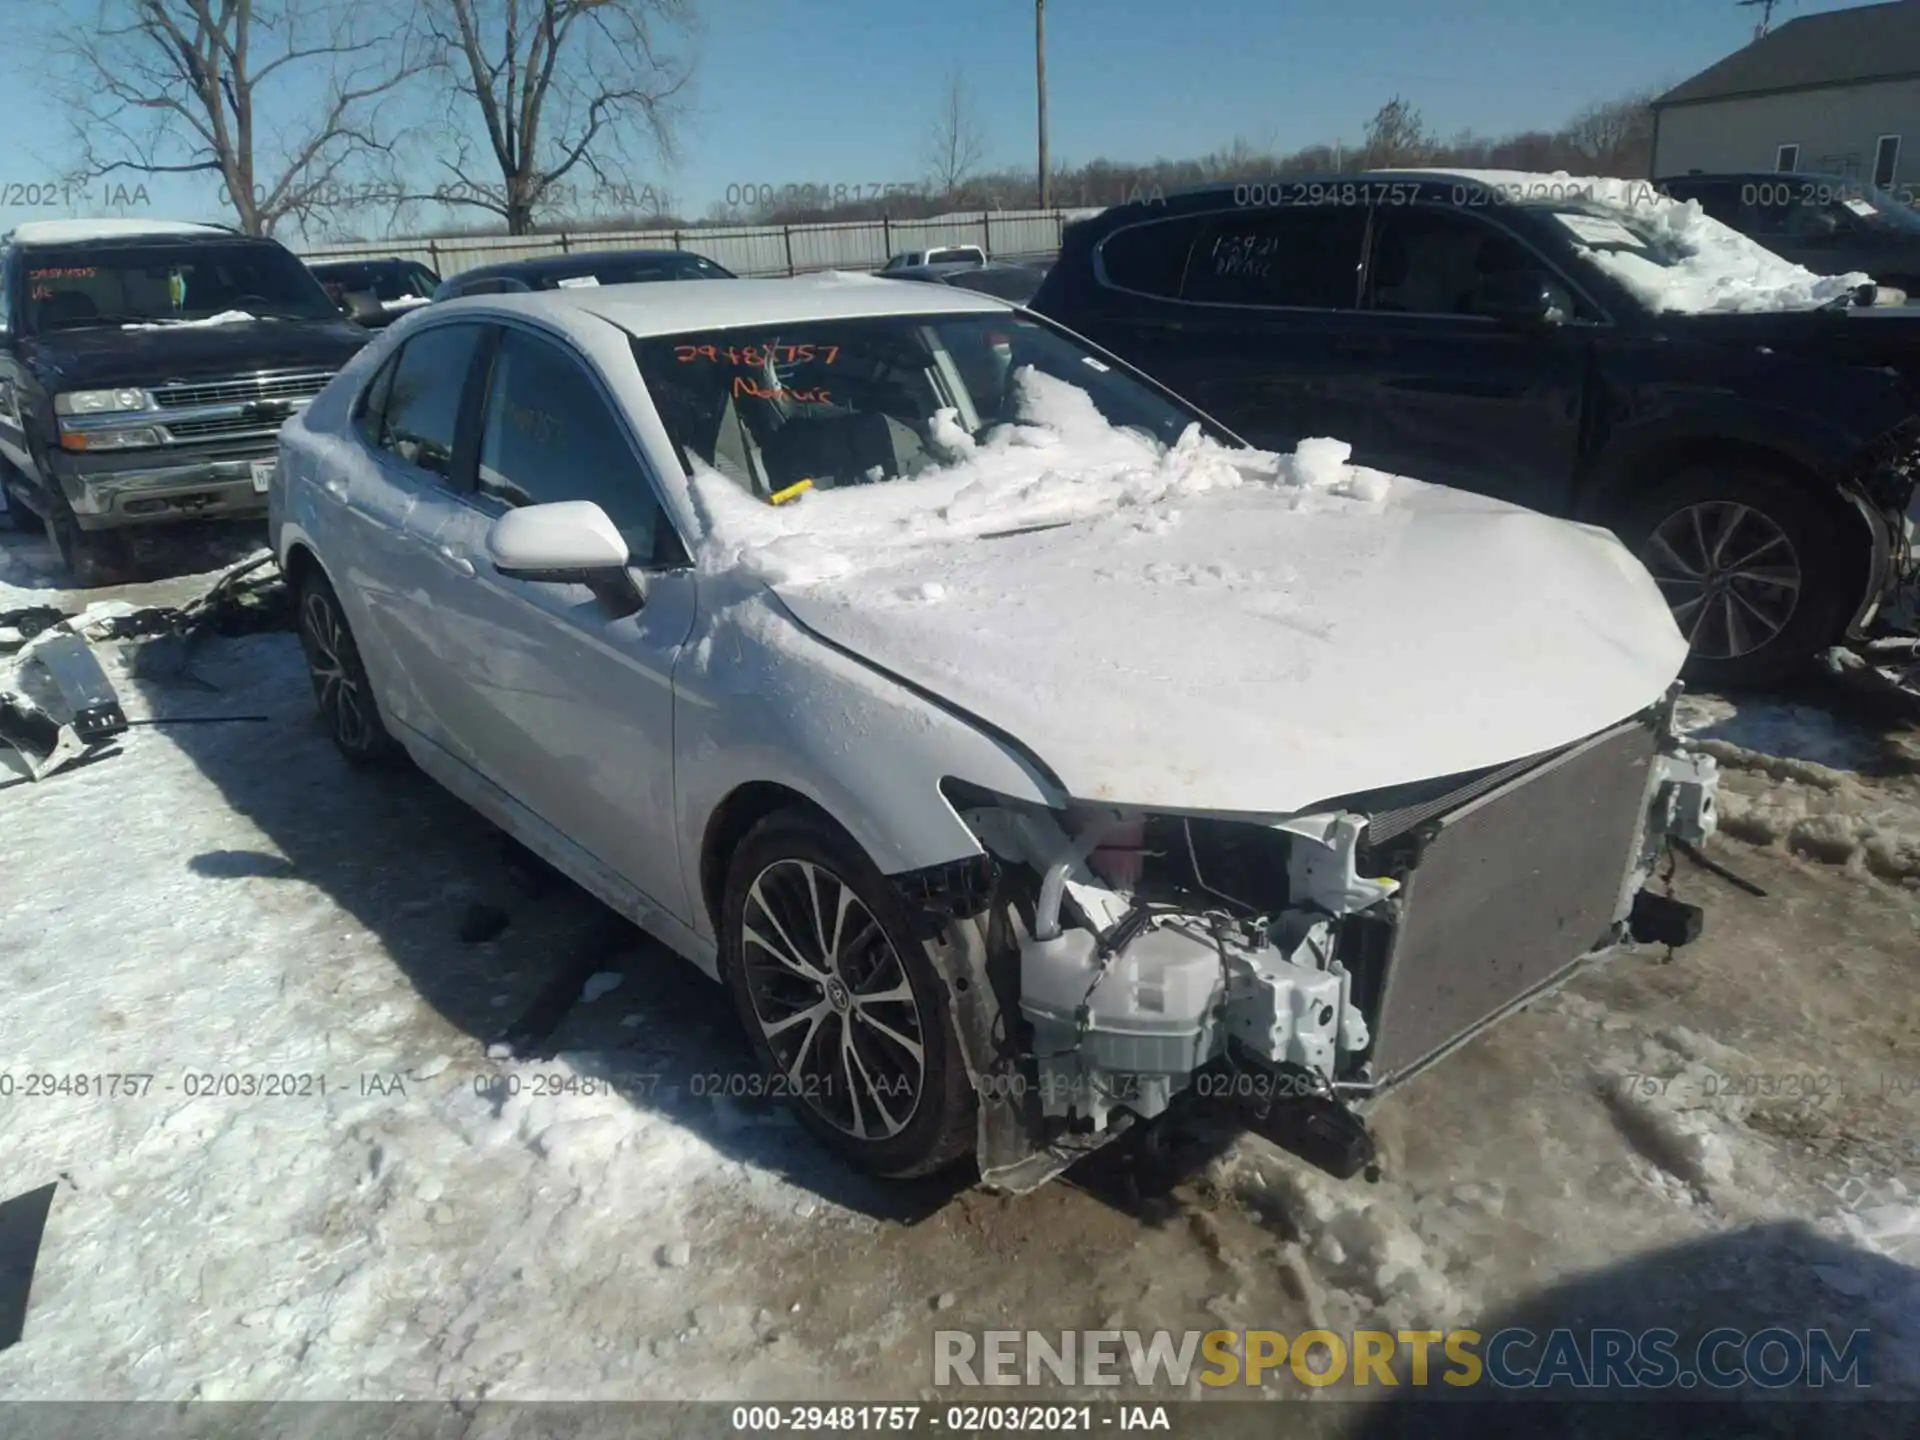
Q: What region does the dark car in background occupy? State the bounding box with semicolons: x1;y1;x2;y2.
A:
433;247;735;299
308;256;442;328
1029;173;1920;688
1658;173;1920;296
0;220;371;583
877;258;1046;304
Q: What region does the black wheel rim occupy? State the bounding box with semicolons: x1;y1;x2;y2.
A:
738;858;926;1141
300;590;373;751
1642;501;1801;660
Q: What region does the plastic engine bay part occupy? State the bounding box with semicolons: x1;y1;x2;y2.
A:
0;632;128;781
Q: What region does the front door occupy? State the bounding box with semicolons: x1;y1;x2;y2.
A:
415;322;698;922
1348;204;1591;511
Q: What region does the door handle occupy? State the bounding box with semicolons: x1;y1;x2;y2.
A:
1332;337;1391;356
322;475;347;498
438;545;475;577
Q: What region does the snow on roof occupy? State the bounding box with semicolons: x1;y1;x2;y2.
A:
1379;168;1872;314
448;272;1013;336
6;218;232;244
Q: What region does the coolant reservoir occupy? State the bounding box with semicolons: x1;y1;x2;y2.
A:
1018;924;1223;1085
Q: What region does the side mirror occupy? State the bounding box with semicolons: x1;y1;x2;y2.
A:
487;501;641;605
342;290;385;325
1469;269;1572;328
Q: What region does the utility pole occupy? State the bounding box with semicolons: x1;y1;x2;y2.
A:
1737;0;1783;40
1036;0;1051;209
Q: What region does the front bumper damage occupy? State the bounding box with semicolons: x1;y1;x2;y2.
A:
910;688;1721;1193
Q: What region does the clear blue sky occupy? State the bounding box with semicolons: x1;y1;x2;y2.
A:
0;0;1875;237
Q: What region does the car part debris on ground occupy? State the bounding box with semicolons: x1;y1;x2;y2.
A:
0;551;288;786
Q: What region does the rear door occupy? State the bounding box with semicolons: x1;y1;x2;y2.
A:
335;319;494;758
1345;203;1593;510
1065;204;1376;451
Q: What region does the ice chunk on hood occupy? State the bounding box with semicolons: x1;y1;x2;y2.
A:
683;367;1398;585
1397;169;1873;314
121;309;264;331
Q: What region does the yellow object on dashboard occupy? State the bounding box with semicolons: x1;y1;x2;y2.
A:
769;478;814;506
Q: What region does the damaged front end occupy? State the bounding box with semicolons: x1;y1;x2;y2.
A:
910;688;1721;1194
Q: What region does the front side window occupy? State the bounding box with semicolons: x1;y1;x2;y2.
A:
1179;209;1368;309
632;312;1221;501
1366;207;1540;316
477;328;668;561
23;241;339;332
378;324;486;476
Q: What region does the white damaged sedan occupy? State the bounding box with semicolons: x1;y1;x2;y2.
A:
270;274;1720;1189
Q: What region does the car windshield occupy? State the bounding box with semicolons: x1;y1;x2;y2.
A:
313;262;435;302
1540;204;1693;266
632;311;1219;498
540;254;731;288
925;248;982;265
24;242;340;331
1827;185;1920;233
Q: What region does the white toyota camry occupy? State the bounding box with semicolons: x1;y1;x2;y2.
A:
270;273;1719;1190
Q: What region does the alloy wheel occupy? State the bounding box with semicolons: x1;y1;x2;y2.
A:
1641;500;1801;660
738;858;927;1141
300;589;373;751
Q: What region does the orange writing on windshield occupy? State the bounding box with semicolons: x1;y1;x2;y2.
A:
732;376;834;405
679;343;839;365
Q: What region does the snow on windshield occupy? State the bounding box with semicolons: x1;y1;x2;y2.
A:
1433;169;1873;314
686;366;1397;585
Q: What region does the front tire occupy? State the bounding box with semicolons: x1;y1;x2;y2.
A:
296;569;399;765
720;810;976;1179
44;491;133;588
1613;463;1853;690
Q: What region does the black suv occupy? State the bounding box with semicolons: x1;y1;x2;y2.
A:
1030;173;1920;687
432;247;735;298
0;221;371;584
1658;173;1920;296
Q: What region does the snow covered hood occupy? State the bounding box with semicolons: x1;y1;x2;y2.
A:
1387;169;1874;314
691;373;1687;815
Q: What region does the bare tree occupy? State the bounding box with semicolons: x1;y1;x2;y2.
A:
48;0;418;236
922;72;988;200
411;0;697;235
1362;95;1434;167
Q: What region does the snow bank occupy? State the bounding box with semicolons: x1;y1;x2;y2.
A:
1415;169;1872;313
685;367;1397;583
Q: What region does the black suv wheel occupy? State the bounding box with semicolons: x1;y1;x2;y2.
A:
1615;463;1851;690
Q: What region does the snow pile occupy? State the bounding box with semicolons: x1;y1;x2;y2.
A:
686;366;1398;585
1426;169;1872;313
121;309;262;331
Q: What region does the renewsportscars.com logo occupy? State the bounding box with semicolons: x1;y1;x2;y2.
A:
933;1327;1874;1391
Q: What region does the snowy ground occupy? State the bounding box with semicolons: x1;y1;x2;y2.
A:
1;522;1917;1412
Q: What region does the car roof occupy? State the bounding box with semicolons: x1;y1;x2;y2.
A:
1656;171;1858;186
453;247;716;281
310;256;418;270
434;272;1013;336
5;219;241;245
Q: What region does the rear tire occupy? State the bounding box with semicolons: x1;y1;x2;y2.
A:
719;809;976;1179
1611;463;1853;690
295;568;400;765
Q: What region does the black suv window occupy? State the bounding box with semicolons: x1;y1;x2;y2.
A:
1098;216;1207;298
1180;208;1367;309
1366;207;1537;316
379;324;485;476
22;240;338;331
476;328;669;562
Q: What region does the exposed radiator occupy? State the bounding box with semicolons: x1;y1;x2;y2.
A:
1364;716;1660;1083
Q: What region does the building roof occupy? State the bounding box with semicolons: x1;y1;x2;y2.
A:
1654;0;1920;108
434;272;1011;338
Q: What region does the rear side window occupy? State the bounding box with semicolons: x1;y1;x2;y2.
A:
1097;216;1207;298
476;329;669;562
378;324;486;476
1181;208;1368;309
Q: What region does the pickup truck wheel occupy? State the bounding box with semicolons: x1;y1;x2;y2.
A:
1614;464;1851;690
44;494;133;588
720;810;976;1180
295;570;399;765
